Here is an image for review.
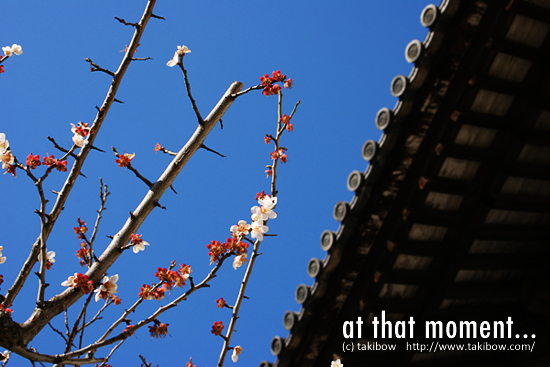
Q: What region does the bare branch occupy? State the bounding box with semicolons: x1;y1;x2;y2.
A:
87;179;110;264
47;137;78;159
85;58;115;77
114;17;138;27
112;146;154;188
4;80;244;359
178;61;203;124
217;90;299;367
200;144;226;158
3;0;160;346
47;322;68;344
231;84;262;97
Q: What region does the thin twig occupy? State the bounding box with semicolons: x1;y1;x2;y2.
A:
87;179;110;264
217;89;300;367
114;17;138;27
47;137;78;159
231;84;263;97
112;146;154;188
65;292;94;353
178;61;203;124
200;144;226;158
85;58;115;77
48;322;68;343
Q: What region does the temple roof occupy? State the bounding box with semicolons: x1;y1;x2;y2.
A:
262;0;550;366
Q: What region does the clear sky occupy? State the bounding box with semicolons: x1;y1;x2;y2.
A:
1;1;435;366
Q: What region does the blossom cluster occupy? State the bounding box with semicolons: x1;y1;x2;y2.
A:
138;284;165;301
76;242;90;267
260;70;293;96
73;216;93;267
1;44;22;75
73;218;88;240
24;153;68;172
270;148;288;163
2;44;22;58
1;134;71;176
281;114;293;131
149;322;169;338
139;263;192;300
61;272;94;294
206;237;249;266
204;192;277;280
43;154;68;172
0;133;15;176
71;121;91;148
261;71;296;175
61;272;120;304
0;246;6;265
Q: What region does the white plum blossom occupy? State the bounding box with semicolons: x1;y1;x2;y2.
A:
0;246;6;264
72;134;88;147
0;133;9;152
230;220;251;238
46;251;55;264
0;135;14;170
250;221;268;241
1;150;14;169
70;122;91;148
233;254;248;270
2;44;23;57
258;195;277;210
10;44;22;55
251;195;278;221
331;359;343;367
94;274;118;302
0;133;12;171
166;45;191;67
132;239;149;253
231;345;243;362
61;273;78;287
251;205;277;221
2;46;12;57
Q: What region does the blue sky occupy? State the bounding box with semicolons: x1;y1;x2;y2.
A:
1;1;435;365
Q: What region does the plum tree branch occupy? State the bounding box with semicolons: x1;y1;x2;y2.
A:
1;80;244;361
0;0;160;357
